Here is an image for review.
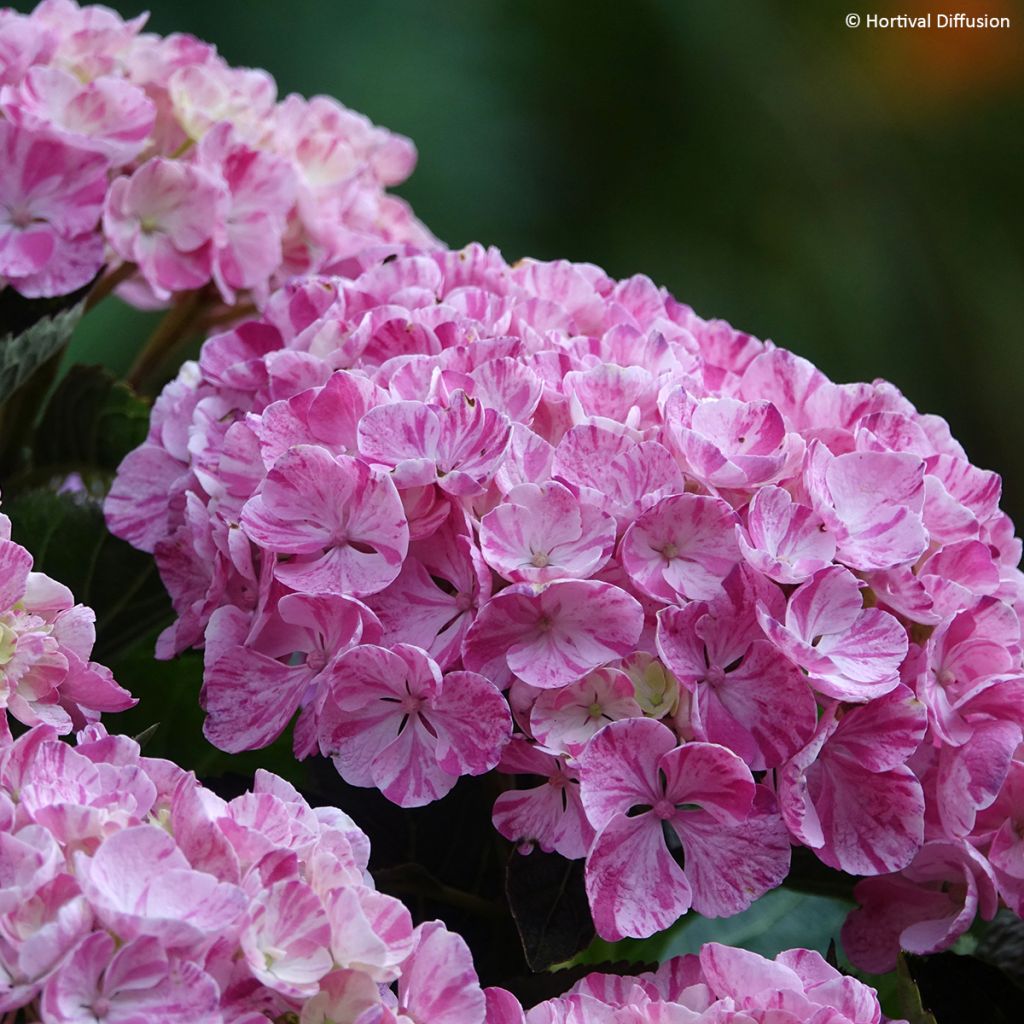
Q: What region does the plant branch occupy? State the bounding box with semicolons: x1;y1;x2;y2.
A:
126;289;207;393
84;262;137;313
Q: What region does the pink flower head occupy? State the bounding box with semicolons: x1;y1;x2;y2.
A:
319;643;511;806
462;579;644;690
240;445;409;597
103;157;224;299
480;481;615;583
620;493;741;603
758;565;908;702
579;718;790;940
0;120;106;297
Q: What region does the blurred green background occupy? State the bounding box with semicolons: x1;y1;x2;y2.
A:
14;0;1024;512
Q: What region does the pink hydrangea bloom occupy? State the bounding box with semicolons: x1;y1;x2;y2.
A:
319;643;510;807
0;119;106;297
579;718;790;940
106;243;1024;952
0;722;496;1023
0;503;135;734
498;943;900;1023
0;0;430;301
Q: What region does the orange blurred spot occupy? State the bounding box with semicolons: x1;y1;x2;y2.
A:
860;0;1022;108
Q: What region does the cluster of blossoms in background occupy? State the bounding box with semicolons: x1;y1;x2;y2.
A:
486;945;904;1024
0;721;491;1023
107;243;1024;971
0;0;431;303
0;497;134;736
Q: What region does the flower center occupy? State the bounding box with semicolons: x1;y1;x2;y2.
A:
653;798;675;820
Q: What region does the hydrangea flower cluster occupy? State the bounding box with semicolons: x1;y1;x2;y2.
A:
0;0;430;301
0;497;134;737
106;244;1024;970
487;945;905;1024
0;721;490;1023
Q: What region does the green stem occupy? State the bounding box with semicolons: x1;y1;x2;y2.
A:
126;289;208;394
84;262;137;313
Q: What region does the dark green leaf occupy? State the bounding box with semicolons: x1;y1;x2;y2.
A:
0;299;85;403
506;847;595;971
33;364;151;476
5;488;171;663
904;952;1024;1023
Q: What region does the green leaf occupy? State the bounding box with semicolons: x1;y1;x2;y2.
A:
33;364;151;477
0;300;85;403
5;488;172;663
579;887;852;967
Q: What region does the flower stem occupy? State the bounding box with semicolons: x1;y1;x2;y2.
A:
126;289;207;393
84;262;137;313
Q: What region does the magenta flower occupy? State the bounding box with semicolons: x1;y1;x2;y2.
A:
462;579;644;690
202;592;380;753
665;391;803;489
366;510;490;669
529;667;643;757
736;484;836;584
1;65;155;163
104;157;225;299
0;120;106;297
240;445;409;597
579;718;790;940
319;643;511;807
807;446;928;570
842;839;999;973
40;933;221;1024
480;480;615;584
620;493;741;603
778;685;927;875
758;565;908;701
552;424;684;526
358;390;511;497
491;738;593;859
656;585;816;770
